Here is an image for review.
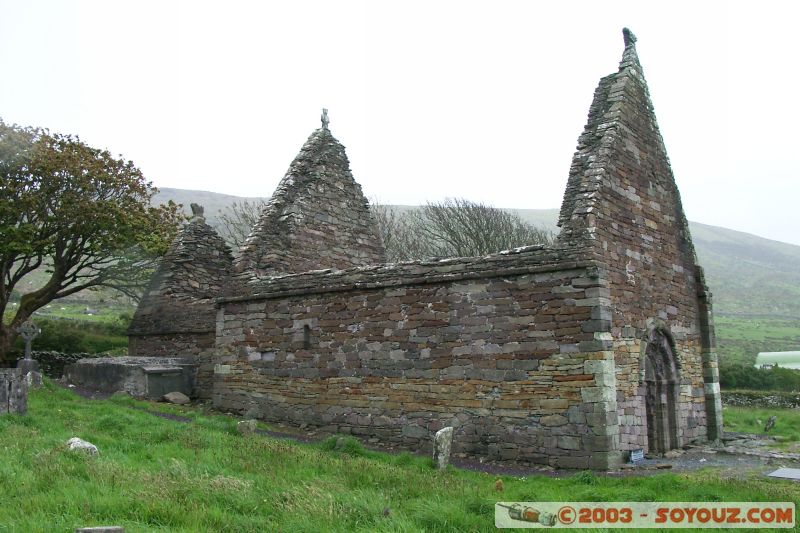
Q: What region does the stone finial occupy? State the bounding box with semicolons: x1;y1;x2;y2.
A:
321;108;329;130
623;27;637;47
190;203;204;219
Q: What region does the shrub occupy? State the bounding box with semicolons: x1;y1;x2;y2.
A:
10;317;127;356
719;363;800;392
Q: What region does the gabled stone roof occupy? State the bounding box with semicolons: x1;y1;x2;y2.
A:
128;210;233;336
557;27;694;259
234;120;386;279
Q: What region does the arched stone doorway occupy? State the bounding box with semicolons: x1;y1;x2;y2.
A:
643;328;680;455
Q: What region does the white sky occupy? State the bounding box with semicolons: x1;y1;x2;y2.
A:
2;1;799;245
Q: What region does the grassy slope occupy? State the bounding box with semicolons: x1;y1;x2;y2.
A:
1;384;798;532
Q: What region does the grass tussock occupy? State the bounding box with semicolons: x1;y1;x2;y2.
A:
0;381;797;532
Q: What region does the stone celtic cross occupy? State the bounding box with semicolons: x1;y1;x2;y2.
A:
18;320;40;360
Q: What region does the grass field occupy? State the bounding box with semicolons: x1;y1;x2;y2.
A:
715;315;800;366
0;383;798;532
723;406;800;444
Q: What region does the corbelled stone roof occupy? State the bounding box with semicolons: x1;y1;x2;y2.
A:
128;211;233;336
234;122;386;279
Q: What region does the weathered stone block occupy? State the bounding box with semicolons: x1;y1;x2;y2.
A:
0;369;27;415
540;415;568;427
433;427;454;470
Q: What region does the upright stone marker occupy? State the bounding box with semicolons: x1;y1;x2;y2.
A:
16;320;42;387
18;320;39;360
0;369;27;414
433;427;454;470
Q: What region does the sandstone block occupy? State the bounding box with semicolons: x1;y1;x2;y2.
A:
163;391;191;405
540;414;568;427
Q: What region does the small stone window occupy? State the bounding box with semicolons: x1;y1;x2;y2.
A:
303;325;311;349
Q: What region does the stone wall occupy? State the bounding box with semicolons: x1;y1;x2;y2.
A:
25;351;102;379
233;125;386;280
557;29;722;452
213;246;623;469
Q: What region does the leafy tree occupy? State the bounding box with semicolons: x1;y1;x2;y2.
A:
0;120;182;364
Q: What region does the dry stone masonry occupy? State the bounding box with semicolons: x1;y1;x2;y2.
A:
127;204;233;396
233;114;386;279
128;29;723;469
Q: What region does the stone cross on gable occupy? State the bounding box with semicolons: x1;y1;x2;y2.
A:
321;108;329;130
623;27;637;47
190;203;204;219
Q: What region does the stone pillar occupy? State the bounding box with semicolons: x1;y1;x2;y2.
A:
16;320;43;387
0;369;28;414
433;427;454;470
697;274;723;441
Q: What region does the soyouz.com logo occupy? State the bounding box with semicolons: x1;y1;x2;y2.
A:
494;502;795;528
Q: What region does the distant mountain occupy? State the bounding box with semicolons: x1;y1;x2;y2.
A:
155;188;800;319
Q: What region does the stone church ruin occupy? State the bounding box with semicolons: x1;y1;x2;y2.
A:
123;29;723;469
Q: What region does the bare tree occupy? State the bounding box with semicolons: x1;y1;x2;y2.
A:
369;201;431;262
218;197;552;261
373;198;553;261
217;199;267;248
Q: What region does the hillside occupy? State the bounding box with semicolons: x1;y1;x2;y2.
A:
157;188;800;320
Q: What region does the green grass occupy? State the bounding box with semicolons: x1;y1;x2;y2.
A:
0;383;799;532
723;406;800;443
716;315;800;366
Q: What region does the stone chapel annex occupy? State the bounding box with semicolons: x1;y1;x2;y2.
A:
128;29;723;469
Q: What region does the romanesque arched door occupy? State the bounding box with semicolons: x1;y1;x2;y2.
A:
644;328;680;455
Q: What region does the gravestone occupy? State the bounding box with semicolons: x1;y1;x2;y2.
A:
0;369;28;414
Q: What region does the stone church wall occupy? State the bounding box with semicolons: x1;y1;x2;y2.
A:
212;247;623;469
557;29;722;452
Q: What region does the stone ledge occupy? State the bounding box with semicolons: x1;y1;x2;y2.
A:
220;250;599;304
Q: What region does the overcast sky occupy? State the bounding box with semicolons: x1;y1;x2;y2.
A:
2;1;799;245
